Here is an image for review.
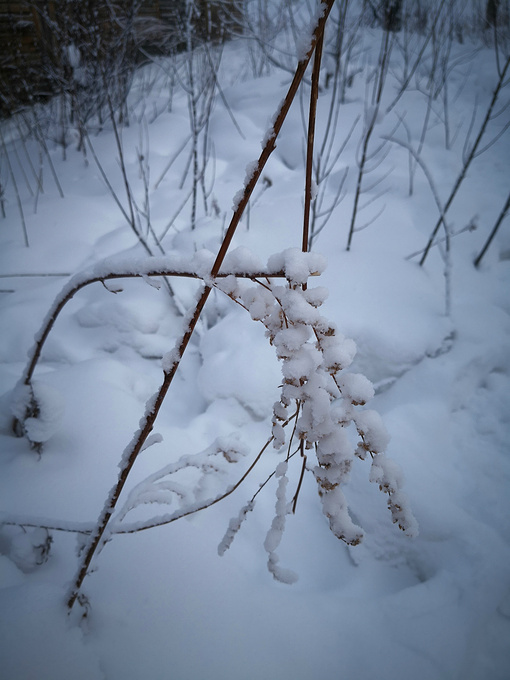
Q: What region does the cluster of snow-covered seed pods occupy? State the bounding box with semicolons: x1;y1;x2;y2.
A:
217;249;417;581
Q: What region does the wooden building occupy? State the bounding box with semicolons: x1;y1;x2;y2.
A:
0;1;241;116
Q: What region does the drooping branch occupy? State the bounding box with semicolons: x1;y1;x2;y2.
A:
15;261;286;392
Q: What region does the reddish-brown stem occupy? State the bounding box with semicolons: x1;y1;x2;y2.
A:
303;29;324;254
213;1;335;276
66;0;336;613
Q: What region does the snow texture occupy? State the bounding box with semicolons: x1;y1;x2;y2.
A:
1;12;509;680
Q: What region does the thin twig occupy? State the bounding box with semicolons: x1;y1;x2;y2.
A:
420;54;510;266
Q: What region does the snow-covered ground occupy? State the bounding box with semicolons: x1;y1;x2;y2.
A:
1;8;510;680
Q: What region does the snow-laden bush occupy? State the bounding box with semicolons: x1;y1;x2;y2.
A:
7;247;417;593
6;0;418;607
0;525;52;573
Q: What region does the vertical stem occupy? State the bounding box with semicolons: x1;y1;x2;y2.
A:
106;89;154;257
443;216;451;317
303;29;324;253
346;27;392;251
210;0;336;277
189;63;198;230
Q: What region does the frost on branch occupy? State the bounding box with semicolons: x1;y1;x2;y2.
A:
113;435;248;529
216;248;417;580
217;501;255;557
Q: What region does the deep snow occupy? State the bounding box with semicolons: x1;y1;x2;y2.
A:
1;8;510;680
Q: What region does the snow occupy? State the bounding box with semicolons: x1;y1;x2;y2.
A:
295;1;328;62
0;584;104;680
263;462;299;584
217;500;255;556
18;380;65;445
267;248;327;284
1;7;510;680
